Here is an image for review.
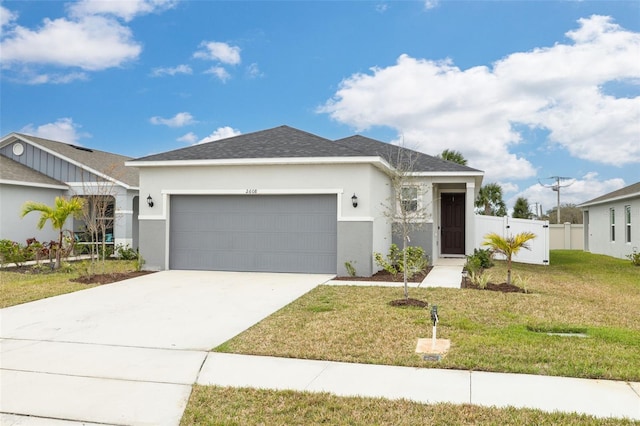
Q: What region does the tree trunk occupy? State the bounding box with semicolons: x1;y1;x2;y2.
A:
403;233;408;299
55;230;63;269
506;257;512;285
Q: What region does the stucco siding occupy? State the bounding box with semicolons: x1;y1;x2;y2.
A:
138;219;166;270
585;198;640;259
337;221;373;276
0;184;64;243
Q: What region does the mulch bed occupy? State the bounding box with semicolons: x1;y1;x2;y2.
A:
388;298;429;308
72;271;154;285
333;267;432;283
461;277;526;293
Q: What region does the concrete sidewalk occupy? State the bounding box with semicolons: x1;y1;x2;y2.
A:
198;353;640;421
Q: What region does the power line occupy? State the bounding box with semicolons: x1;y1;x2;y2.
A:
538;176;574;223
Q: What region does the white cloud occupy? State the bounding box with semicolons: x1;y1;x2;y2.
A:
19;118;85;144
320;15;640;182
375;4;388;13
246;63;263;79
194;41;241;65
149;112;196;128
509;172;626;212
204;66;231;83
150;64;192;77
0;15;141;71
68;0;178;22
22;71;89;85
424;0;439;10
177;132;198;144
1;4;17;28
197;127;241;144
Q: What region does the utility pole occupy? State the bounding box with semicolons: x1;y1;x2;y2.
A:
539;176;574;223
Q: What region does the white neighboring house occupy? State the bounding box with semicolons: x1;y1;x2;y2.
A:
0;133;140;250
127;125;484;275
579;182;640;260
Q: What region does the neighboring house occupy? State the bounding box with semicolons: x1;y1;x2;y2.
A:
0;133;139;249
127;125;483;275
579;181;640;260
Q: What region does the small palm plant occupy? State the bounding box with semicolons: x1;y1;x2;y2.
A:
482;232;536;286
21;196;85;269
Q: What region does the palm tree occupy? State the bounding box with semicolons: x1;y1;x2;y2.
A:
482;232;536;285
475;183;507;216
21;197;85;269
438;149;467;165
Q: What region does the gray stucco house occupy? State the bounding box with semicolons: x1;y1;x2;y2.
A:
127;126;483;276
580;181;640;260
0;133;139;249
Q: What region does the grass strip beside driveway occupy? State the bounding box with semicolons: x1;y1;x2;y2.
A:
181;386;636;426
215;251;640;382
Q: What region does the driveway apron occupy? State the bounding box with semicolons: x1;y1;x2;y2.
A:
0;271;331;425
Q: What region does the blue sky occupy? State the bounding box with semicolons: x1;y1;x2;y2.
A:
1;0;639;213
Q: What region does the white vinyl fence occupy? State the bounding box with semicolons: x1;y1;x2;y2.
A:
475;215;550;265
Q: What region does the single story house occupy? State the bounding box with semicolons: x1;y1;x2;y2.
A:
579;181;640;260
0;133;139;249
127;125;484;276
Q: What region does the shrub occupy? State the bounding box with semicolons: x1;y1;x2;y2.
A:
626;250;640;267
466;248;494;270
116;244;138;260
374;244;428;280
344;261;357;277
469;270;491;289
0;239;33;267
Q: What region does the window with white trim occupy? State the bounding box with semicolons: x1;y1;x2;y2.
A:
400;186;418;213
610;208;615;242
625;205;631;243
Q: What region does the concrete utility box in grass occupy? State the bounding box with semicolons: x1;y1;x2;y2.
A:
415;305;450;361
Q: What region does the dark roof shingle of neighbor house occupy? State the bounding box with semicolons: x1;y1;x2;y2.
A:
8;133;139;187
0;155;67;187
133;125;482;173
580;181;640;206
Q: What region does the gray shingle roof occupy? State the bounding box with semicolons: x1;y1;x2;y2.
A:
580;181;640;206
334;135;482;173
8;133;139;187
132;125;483;174
0;155;67;187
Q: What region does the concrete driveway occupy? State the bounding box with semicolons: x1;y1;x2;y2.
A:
0;271;332;425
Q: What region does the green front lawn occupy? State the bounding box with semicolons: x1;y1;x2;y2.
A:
215;251;640;381
181;386;635;426
0;260;139;308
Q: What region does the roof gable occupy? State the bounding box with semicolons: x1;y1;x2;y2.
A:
0;133;138;188
580;181;640;207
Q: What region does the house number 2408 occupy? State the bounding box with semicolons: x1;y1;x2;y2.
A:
245;189;258;194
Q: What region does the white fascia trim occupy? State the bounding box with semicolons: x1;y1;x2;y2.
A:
162;188;343;195
138;215;165;220
579;193;640;208
0;179;68;190
13;135;133;190
339;217;374;222
412;171;485;178
127;156;390;168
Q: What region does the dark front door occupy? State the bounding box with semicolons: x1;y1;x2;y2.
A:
441;193;465;255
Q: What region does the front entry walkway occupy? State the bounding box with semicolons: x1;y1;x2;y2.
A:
421;258;465;288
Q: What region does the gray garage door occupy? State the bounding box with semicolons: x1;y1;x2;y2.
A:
170;194;337;273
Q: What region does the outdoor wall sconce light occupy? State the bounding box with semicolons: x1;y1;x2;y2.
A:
351;193;358;208
146;194;154;208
